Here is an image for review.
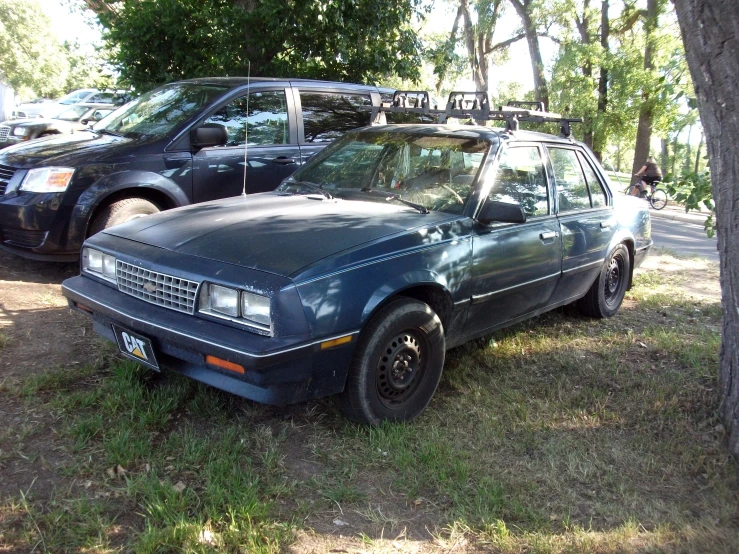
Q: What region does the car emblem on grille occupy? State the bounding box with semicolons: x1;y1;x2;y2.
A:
143;282;157;292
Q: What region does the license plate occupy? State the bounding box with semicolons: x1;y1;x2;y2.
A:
112;324;160;371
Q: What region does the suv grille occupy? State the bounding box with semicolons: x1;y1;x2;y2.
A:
0;126;9;142
116;261;199;314
0;164;17;196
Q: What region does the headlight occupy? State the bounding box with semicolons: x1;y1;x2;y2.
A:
241;291;270;326
12;127;29;137
19;167;75;193
82;247;117;283
199;283;271;330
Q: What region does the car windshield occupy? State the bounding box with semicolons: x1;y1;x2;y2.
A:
285;131;489;214
58;90;93;105
93;83;229;139
54;105;90;121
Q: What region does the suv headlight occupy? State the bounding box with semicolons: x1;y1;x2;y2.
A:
19;167;75;193
12;127;29;137
199;283;271;330
82;247;117;283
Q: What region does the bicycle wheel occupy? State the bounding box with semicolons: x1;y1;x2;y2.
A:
626;184;641;197
650;188;668;210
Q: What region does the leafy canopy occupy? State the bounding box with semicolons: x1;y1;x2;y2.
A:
97;0;427;91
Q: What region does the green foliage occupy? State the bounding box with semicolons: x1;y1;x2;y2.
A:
0;0;68;95
665;169;716;237
98;0;427;91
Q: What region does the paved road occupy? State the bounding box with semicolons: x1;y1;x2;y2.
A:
650;215;719;261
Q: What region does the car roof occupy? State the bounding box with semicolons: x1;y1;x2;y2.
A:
178;76;385;90
353;124;580;145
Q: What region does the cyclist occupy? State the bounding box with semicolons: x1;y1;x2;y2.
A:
634;156;663;197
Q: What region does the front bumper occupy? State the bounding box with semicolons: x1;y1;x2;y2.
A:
62;275;358;405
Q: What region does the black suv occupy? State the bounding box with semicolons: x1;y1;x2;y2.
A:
0;78;390;261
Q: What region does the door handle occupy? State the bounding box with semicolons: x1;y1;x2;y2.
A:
271;156;297;165
600;221;612;229
540;231;558;240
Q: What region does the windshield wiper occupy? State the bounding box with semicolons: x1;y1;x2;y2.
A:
284;180;333;199
360;188;429;214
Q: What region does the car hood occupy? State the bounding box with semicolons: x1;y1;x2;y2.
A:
0;131;146;168
102;193;455;277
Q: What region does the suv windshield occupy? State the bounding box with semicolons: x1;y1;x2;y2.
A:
93;83;229;140
286;131;490;214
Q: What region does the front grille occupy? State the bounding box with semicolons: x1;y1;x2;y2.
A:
116;261;199;314
0;164;16;196
0;126;9;142
1;227;47;248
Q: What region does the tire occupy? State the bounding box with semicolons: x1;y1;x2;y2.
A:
650;188;668;210
88;197;160;236
338;297;446;424
578;244;631;318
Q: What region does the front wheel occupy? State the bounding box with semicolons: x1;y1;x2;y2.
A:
88;197;160;236
338;297;445;424
650;188;668;210
578;244;631;318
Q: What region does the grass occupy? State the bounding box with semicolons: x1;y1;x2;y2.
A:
1;266;737;553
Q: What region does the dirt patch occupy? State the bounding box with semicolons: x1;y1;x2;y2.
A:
637;248;721;301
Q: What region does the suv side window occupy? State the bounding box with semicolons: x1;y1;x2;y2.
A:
548;148;592;212
204;90;289;147
88;93;114;104
577;151;608;208
488;146;549;217
300;92;371;143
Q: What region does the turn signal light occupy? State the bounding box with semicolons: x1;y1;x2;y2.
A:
205;355;244;374
320;335;353;350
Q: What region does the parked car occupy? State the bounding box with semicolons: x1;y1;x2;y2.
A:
0;103;114;149
0;78;391;260
61;94;653;423
11;98;57;119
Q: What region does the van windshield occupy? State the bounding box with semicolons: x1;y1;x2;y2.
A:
93;83;229;139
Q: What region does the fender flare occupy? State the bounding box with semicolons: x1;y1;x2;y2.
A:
70;170;190;234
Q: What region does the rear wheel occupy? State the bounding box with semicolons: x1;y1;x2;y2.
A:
88;197;160;236
578;244;631;318
338;297;445;424
650;188;668;210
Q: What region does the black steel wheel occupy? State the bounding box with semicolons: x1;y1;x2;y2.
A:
338;297;445;424
650;188;668;210
578;243;631;318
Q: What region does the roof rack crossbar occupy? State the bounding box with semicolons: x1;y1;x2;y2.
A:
370;91;583;137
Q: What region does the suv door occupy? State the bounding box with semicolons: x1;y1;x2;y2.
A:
465;143;562;336
294;86;379;165
546;146;615;303
192;86;299;203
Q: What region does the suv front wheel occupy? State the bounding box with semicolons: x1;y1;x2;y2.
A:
338;297;445;424
88;197;160;236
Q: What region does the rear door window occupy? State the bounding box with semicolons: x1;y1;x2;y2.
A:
299;92;372;143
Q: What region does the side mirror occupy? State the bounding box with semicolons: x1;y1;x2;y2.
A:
477;199;527;225
80;119;89;125
191;123;228;149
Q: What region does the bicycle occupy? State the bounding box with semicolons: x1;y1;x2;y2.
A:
625;177;668;210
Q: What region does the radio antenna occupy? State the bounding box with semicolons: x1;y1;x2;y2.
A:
241;61;250;197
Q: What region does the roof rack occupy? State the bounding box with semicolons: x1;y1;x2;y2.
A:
373;91;583;138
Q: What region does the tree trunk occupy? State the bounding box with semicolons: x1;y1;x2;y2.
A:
510;0;549;108
593;0;610;160
661;138;668;176
673;0;739;460
694;133;704;173
631;0;659;176
685;123;693;173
